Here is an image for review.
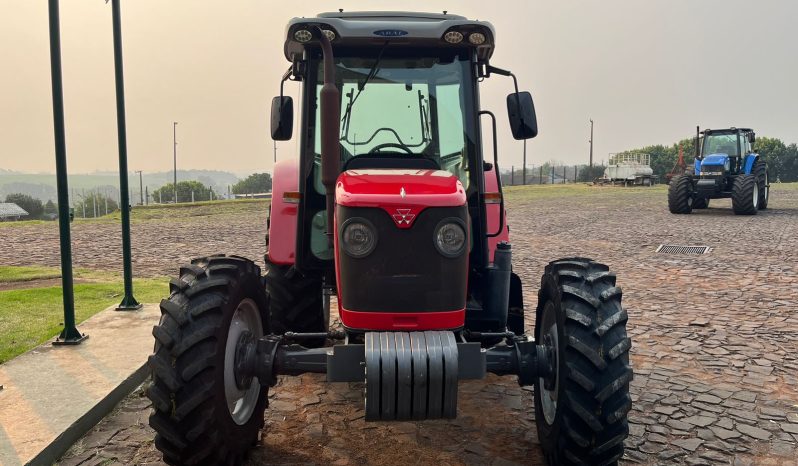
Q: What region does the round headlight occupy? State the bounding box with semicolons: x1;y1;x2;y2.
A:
434;220;466;258
321;29;336;41
341;219;377;258
468;32;486;45
444;31;464;44
294;29;312;43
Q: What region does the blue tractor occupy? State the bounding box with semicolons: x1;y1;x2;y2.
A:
669;126;769;215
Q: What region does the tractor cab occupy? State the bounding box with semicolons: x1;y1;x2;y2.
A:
696;127;756;178
270;11;537;333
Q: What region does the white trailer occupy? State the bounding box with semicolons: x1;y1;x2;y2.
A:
598;153;655;186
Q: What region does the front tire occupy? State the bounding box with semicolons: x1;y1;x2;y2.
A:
668;175;693;214
534;258;632;466
754;159;769;210
732;174;758;215
147;255;269;466
693;197;709;209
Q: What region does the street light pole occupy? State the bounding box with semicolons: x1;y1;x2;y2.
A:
48;0;85;345
173;122;178;203
589;118;594;169
110;0;141;310
135;170;143;205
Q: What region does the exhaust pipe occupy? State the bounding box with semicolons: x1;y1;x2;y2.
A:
317;28;340;240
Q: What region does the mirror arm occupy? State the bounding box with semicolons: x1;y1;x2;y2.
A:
488;65;526;132
278;66;292;114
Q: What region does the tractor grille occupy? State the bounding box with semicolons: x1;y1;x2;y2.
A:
336;205;468;313
656;244;712;255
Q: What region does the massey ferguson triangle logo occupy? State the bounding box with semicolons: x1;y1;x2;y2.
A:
392;208;415;226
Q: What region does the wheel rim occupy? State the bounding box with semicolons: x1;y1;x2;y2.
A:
752;181;759;207
539;301;560;425
224;298;263;425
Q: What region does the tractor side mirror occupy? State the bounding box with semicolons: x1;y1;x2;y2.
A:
271;96;293;141
749;132;756;144
506;91;538;140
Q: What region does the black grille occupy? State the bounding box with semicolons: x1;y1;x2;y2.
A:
656;244;711;255
337;205;468;313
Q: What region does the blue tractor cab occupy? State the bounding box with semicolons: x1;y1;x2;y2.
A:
669;126;769;215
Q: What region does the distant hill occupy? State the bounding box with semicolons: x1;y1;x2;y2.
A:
0;170;241;203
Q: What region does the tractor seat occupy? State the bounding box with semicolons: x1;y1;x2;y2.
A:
343;154;441;171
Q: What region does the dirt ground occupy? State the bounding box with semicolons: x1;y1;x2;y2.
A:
3;184;797;465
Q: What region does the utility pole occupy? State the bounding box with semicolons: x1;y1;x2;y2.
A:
173;121;178;203
522;140;527;185
110;0;141;310
135;170;143;205
589;118;594;169
48;0;85;344
145;186;149;205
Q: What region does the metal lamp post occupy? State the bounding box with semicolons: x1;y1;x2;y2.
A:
110;0;141;310
173;122;178;203
49;0;86;345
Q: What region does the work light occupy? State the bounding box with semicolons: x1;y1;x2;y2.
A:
294;29;312;43
444;31;464;44
468;32;486;45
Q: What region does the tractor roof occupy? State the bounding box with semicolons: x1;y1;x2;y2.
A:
284;11;496;62
703;127;754;135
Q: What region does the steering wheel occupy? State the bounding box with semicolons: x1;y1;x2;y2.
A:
369;142;413;154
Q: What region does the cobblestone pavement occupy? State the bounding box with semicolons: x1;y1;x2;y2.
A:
9;184;796;465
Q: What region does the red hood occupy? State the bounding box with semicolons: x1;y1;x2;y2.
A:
335;169;466;228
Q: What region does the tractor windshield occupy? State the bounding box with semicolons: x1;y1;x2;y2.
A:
309;50;474;190
703;133;739;157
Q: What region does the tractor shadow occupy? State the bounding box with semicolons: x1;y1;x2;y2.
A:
249;374;545;465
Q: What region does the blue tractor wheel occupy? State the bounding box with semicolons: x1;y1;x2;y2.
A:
667;175;693;214
732;175;759;215
754;160;769;210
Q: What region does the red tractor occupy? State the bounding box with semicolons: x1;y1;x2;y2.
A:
147;11;632;465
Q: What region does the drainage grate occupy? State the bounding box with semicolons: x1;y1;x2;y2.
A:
656;244;712;255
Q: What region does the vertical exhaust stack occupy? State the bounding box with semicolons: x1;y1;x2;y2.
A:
317;28;340;239
695;125;701;160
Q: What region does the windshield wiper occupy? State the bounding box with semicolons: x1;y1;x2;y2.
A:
340;43;388;140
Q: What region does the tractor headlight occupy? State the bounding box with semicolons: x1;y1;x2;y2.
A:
341;218;377;258
434;219;466;258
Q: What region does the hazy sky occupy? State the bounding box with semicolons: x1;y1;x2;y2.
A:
1;0;797;174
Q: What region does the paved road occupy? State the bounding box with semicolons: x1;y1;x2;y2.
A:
6;185;796;465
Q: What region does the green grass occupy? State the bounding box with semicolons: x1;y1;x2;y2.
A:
0;270;167;363
503;182;667;201
0;198;270;227
0;265;62;283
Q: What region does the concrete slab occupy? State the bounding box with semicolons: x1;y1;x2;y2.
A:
0;303;159;466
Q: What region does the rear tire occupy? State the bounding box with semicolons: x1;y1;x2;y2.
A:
732;174;758;215
534;258;632;466
668;175;693;214
693;197;709;209
754;159;769;210
263;258;329;347
147;255;269;466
